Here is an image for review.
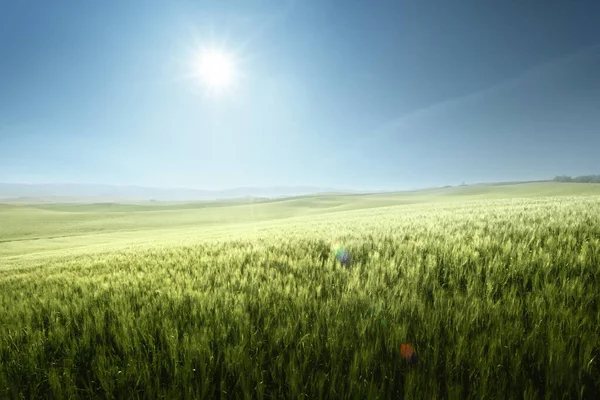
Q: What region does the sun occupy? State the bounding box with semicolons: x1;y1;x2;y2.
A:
194;48;237;94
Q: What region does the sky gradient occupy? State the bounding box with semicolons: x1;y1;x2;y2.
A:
1;0;599;191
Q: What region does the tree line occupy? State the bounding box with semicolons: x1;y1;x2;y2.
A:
553;175;600;183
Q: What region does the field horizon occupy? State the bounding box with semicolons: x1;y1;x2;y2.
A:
0;178;562;204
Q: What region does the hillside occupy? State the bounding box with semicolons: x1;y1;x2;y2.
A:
2;181;600;263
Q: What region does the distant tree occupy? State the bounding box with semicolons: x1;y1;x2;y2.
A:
553;175;600;183
553;175;572;182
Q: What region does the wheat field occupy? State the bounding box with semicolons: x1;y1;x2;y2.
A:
1;183;599;399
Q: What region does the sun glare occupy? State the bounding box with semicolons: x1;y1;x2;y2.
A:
194;48;237;94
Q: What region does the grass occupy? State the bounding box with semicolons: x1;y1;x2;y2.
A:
1;183;599;398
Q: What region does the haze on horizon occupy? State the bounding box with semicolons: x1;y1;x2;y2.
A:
1;0;599;192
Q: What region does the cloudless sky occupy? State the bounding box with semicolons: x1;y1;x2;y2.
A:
1;0;599;190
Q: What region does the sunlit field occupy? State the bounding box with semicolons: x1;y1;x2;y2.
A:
1;183;599;399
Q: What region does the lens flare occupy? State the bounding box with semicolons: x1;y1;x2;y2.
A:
332;244;351;266
400;343;418;364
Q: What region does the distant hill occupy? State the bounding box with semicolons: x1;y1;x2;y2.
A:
1;178;596;204
0;183;358;203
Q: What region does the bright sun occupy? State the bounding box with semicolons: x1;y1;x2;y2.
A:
194;48;237;94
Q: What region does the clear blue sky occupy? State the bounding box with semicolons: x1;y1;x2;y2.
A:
1;0;599;190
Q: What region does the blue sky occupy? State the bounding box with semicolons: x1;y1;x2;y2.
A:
1;0;599;190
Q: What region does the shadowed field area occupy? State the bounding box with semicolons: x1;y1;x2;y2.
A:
1;183;600;398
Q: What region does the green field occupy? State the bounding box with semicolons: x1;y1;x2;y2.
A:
1;182;599;398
